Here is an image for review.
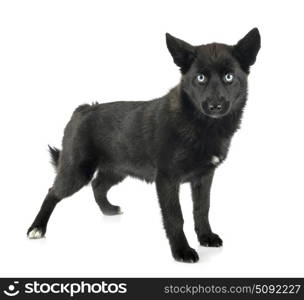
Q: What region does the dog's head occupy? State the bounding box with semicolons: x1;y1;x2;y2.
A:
166;29;260;118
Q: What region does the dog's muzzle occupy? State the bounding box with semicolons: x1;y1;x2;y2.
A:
201;98;230;118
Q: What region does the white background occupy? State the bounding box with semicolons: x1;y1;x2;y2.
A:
0;0;303;277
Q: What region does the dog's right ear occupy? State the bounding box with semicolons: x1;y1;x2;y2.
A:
166;33;196;74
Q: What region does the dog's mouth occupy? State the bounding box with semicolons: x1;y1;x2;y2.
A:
201;101;231;119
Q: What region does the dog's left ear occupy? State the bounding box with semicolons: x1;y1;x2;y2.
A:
233;28;261;73
166;33;196;74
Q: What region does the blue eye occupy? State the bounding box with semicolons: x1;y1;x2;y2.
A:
197;74;207;83
224;73;234;83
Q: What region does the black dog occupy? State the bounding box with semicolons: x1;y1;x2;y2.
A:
28;29;260;263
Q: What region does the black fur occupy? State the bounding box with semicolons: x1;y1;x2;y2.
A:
48;145;60;168
28;29;260;263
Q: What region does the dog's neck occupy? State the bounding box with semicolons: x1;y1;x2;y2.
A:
167;85;245;139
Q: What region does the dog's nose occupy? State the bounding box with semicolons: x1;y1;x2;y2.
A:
204;96;227;113
201;97;230;117
208;103;223;112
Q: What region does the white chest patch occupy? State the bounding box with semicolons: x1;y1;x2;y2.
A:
211;156;220;165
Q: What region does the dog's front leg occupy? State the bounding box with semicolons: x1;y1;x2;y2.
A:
191;170;223;247
156;171;199;263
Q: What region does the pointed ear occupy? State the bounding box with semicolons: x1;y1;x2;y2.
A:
166;33;196;74
233;28;261;73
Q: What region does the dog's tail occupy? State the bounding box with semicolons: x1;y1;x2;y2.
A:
48;145;61;170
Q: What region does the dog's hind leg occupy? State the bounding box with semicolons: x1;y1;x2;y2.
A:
27;159;97;239
91;171;125;215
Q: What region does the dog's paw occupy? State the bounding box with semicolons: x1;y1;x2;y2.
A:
27;227;45;239
102;205;122;216
172;247;199;263
199;233;222;247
